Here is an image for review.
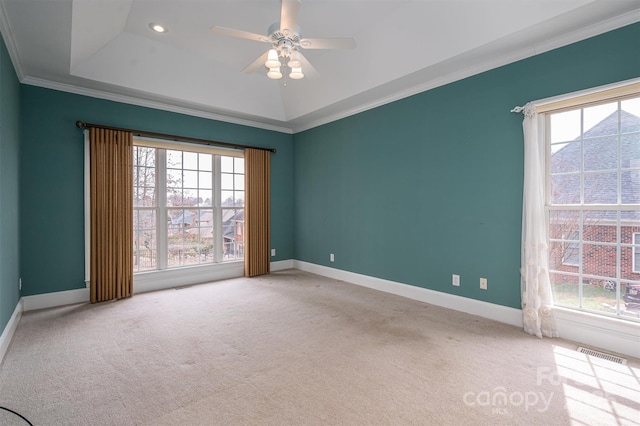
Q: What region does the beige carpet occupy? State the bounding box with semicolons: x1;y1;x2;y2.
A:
0;270;638;425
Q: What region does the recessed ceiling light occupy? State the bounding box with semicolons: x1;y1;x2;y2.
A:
149;23;167;33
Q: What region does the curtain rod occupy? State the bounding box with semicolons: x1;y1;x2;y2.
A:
75;121;276;153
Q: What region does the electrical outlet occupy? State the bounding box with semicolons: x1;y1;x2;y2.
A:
271;248;276;257
452;274;460;287
19;278;22;291
330;253;335;262
480;278;488;290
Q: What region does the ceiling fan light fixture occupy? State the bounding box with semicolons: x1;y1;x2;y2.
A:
289;67;304;80
267;66;283;79
288;50;302;68
265;49;281;68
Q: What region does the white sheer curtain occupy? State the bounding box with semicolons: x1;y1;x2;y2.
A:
518;103;558;338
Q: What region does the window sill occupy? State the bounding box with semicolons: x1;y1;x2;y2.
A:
553;306;639;358
133;261;245;293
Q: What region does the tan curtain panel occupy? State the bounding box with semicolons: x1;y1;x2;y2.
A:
89;128;134;303
244;148;271;277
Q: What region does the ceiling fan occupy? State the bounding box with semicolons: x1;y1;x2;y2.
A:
211;0;356;81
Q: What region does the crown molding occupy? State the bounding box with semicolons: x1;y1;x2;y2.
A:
21;76;294;134
292;9;640;133
5;3;639;135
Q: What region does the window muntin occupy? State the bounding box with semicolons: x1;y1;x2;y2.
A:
133;143;244;273
633;233;640;273
134;146;158;271
547;93;640;320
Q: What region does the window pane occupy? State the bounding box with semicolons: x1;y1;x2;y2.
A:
167;189;183;207
234;191;245;207
198;189;212;206
222;208;244;261
135;166;156;187
549;241;571;271
549;210;580;240
197;209;213;226
583;102;618;137
199;227;214;262
199;153;212;171
551;174;580;204
584;136;617;171
621;281;640;318
621;98;640;133
167;150;182;168
135;186;156;207
135;146;156;167
551;142;580;174
221;156;234;173
582;278;617;315
221;190;234;206
183;152;198;170
582;243;616;277
133;210;157;272
621;170;640;204
623;225;640;279
221;173;234;190
183;189;198;206
584;210;616;242
167;169;182;187
621;133;640;169
550;273;580;309
234;157;245;174
199;171;212;189
168;208;185;228
584;172;617;204
183;170;198;188
138;209;156;228
622;246;640;279
234;174;244;190
551;110;581;143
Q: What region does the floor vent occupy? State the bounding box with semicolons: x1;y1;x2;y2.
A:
577;347;627;365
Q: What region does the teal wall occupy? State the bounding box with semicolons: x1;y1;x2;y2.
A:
293;23;640;309
6;21;640;321
19;87;293;296
0;35;20;333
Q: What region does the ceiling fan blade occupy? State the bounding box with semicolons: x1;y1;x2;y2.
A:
280;0;301;34
297;51;318;79
211;26;269;43
242;51;269;74
299;37;357;50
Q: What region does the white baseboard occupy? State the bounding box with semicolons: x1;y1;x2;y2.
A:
20;260;287;313
294;260;523;327
22;288;89;311
294;261;640;360
271;259;294;271
0;300;23;365
13;259;639;360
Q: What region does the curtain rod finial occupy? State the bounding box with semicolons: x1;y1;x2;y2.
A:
76;121;85;128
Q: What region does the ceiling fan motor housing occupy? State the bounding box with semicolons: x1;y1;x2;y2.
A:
268;22;301;57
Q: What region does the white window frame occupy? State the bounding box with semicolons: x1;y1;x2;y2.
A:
84;135;247;293
543;80;640;321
